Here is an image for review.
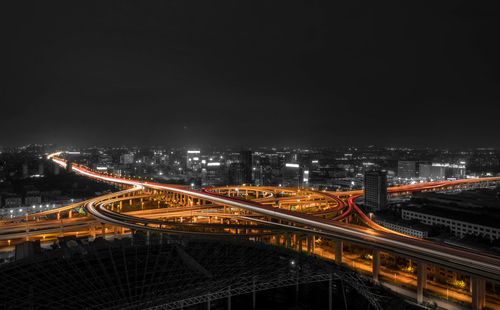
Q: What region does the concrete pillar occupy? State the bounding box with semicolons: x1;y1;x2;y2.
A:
372;249;380;282
101;223;106;237
25;215;30;241
307;236;312;253
146;231;150;245
227;286;231;310
417;261;426;304
59;218;64;237
68;210;72;218
471;277;485;310
335;240;343;265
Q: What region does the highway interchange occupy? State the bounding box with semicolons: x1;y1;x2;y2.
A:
1;152;500;309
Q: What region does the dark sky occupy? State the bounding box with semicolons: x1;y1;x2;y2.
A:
1;1;499;148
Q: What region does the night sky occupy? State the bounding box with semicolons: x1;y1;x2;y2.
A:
1;1;499;148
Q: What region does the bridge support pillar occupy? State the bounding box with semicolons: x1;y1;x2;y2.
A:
59;218;64;237
472;277;485;310
372;249;380;282
101;223;106;238
417;262;426;304
227;285;231;310
68;210;72;218
335;240;343;265
146;231;150;245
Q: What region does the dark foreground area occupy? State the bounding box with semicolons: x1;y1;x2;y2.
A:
0;234;420;310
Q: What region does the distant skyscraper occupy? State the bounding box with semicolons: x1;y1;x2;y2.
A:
239;150;253;184
364;170;387;210
397;161;416;179
120;153;134;165
186;150;201;171
282;163;302;187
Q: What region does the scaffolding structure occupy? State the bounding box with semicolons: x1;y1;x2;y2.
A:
0;236;387;310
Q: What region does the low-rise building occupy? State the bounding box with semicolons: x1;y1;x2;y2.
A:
402;208;500;241
25;196;42;205
374;218;429;238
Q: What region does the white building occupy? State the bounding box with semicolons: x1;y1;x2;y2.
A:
402;209;500;240
374;218;429;238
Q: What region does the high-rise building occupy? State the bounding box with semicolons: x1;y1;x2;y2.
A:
239;150;253;184
120;153;134;165
364;170;387;210
282;163;302;187
186;150;201;171
397;161;416;179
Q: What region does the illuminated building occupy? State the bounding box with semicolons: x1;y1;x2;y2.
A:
186;150;201;172
419;163;466;180
120;153;134;165
397;160;416;179
282;163;302;187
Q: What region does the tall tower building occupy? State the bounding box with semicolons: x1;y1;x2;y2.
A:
239;150;253;184
364;170;387;210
